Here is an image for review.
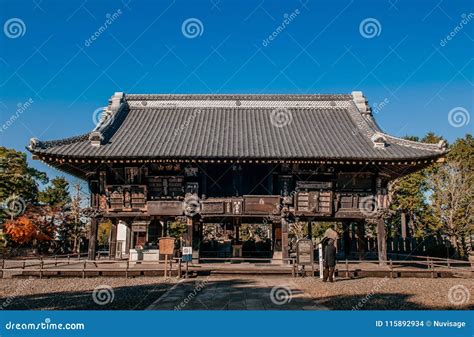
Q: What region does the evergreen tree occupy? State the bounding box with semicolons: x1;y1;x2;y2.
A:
39;177;71;209
388;134;444;237
0;147;48;223
40;177;71;253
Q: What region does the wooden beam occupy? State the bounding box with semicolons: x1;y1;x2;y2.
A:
356;220;366;260
401;212;407;239
376;218;387;265
185;216;193;247
87;217;99;260
342;220;351;259
281;217;289;264
109;219;117;259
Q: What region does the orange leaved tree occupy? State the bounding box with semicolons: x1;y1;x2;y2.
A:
4;206;54;246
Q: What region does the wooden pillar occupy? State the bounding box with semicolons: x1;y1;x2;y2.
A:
196;219;203;258
281;217;289;264
160;219;165;237
271;222;278;256
342;220;351;259
376;218;387;265
184;216;199;259
185;216;193;248
125;221;132;252
87;217;99;260
400;212;407;239
351;222;357;252
109;219;117;259
356;220;366;260
234;217;240;242
307;222;312;239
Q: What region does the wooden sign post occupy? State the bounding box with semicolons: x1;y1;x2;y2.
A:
159;237;175;278
318;243;323;279
296;239;314;277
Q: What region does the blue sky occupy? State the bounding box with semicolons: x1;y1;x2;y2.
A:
0;0;473;188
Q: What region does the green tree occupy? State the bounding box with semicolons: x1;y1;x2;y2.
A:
388;134;444;237
169;220;188;240
39;177;71;208
36;176;72;254
0;147;47;222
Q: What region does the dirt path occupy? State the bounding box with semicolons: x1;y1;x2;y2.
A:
147;275;328;310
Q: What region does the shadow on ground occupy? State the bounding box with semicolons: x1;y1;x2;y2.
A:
1;278;472;310
1;282;172;310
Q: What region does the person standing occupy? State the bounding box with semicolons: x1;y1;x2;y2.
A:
323;238;337;282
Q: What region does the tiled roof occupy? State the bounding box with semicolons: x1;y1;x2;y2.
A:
28;92;446;160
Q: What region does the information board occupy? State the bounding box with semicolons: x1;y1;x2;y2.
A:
159;237;175;255
182;246;192;262
296;239;314;265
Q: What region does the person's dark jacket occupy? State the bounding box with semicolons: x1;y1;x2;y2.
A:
323;244;336;267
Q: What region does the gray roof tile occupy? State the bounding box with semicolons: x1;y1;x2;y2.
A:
29;93;446;160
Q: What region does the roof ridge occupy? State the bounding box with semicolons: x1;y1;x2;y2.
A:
124;93;354;101
28;132;90;151
382;133;447;152
346;94;446;153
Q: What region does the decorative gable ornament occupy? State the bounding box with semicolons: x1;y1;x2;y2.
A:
371;133;387;149
89;131;103;147
28;137;40;150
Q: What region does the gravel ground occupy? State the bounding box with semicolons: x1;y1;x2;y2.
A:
294;277;474;310
0;277;177;310
0;276;472;310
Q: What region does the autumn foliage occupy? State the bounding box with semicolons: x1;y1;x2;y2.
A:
4;207;53;244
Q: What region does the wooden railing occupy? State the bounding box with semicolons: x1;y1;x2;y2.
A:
0;257;181;279
1;255;471;279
